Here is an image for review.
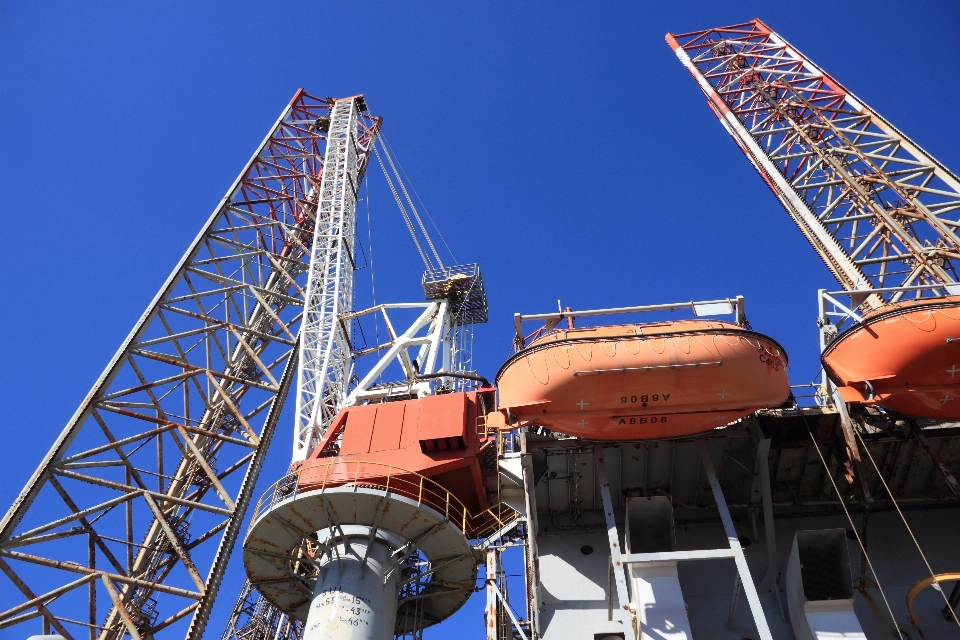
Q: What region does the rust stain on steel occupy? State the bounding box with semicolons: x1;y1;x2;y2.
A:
287;504;310;528
250;533;287;554
397;509;421;535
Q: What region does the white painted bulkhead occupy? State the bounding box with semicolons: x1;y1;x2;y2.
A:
538;531;626;639
785;530;866;640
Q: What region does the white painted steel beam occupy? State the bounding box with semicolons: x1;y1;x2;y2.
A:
696;439;774;640
594;447;637;640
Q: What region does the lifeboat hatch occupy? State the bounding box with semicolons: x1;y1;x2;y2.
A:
498;297;789;440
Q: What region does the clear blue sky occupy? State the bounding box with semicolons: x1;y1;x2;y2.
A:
2;1;959;637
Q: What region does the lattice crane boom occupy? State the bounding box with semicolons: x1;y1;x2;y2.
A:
293;96;379;462
668;19;960;308
0;90;378;640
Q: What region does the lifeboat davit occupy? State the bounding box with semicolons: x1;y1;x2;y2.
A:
496;320;790;440
823;296;960;420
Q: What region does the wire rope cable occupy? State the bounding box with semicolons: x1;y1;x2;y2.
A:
799;412;905;640
854;427;960;627
373;138;432;269
378;135;444;269
380;133;459;266
365;175;384;389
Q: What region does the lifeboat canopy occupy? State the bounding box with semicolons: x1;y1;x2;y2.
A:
822;293;960;420
496;298;790;440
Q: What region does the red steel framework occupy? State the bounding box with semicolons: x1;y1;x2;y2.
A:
0;90;380;640
667;19;960;309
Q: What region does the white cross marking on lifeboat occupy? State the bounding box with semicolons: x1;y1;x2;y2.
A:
717;389;730;400
714;414;725;423
577;399;589;409
948;365;960;377
942;395;954;405
578;419;590;427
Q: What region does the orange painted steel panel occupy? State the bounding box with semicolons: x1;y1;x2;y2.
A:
418;393;468;440
418;392;471;452
298;390;496;511
496;320;789;440
398;399;420;449
822;296;960;419
339;403;377;454
370;401;405;452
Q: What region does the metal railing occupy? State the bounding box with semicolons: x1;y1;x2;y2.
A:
476;415;520;455
422;263;488;324
789;383;833;408
249;459;517;541
513;296;747;349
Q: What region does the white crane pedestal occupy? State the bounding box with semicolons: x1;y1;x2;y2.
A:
243;485;480;638
304;534;400;640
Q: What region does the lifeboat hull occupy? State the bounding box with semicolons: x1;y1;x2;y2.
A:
822;296;960;420
496;320;789;440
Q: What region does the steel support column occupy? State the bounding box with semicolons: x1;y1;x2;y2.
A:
486;549;498;640
696;439;773;640
594;446;636;640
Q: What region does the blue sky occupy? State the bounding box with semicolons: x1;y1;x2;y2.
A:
2;1;959;637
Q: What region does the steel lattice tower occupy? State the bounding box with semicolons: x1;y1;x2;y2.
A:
667;19;960;308
0;90;380;640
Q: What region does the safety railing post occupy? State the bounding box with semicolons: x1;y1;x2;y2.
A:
246;460;504;542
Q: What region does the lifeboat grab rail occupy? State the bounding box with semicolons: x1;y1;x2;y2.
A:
818;283;960;338
513;296;745;348
820;282;960;325
825;283;960;296
572;360;723;376
789;382;833;408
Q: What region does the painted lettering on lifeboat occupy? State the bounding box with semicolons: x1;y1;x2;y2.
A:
824;296;960;420
496;319;790;440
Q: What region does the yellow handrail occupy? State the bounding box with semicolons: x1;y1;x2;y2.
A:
248;459;519;540
906;572;960;624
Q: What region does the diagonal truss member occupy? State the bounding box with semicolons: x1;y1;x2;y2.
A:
668;19;960;308
0;90;379;640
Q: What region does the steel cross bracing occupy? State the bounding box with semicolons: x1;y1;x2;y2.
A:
0;90;379;640
293;96;378;462
668;19;960;308
219;581;302;640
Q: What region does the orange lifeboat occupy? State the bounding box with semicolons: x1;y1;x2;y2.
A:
823;295;960;419
496;319;789;440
